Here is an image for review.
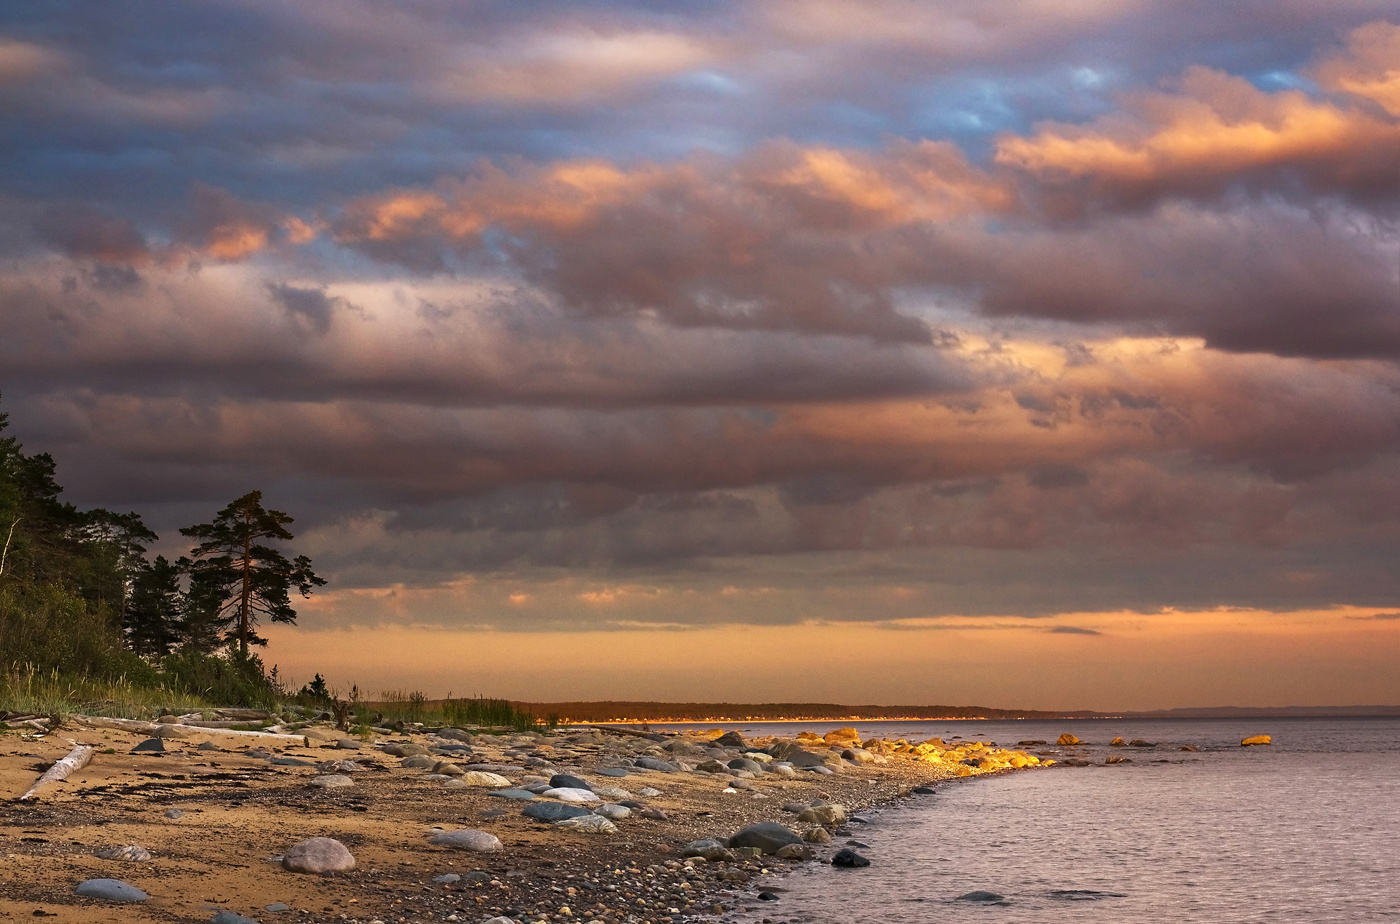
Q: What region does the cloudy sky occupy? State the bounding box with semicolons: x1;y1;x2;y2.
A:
3;1;1399;709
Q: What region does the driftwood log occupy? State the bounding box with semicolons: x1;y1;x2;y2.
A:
18;743;94;801
70;715;309;746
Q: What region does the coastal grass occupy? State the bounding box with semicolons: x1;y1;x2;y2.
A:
0;663;212;720
373;690;558;732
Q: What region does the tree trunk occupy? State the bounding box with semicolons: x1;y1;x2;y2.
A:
239;521;253;657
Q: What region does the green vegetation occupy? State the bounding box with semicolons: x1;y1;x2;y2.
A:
371;691;558;732
0;393;318;715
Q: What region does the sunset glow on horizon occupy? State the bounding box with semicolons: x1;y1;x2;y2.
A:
3;1;1399;710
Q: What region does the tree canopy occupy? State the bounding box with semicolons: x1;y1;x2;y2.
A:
181;491;325;656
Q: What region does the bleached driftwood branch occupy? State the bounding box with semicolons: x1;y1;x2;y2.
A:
19;743;94;801
70;715;308;746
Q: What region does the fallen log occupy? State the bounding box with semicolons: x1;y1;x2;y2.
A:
19;743;94;801
70;715;308;746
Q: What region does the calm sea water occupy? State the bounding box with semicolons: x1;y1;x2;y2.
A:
653;718;1400;923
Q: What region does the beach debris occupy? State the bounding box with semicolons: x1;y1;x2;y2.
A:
831;847;870;868
70;714;309;746
307;774;354;788
74;878;149;902
1057;733;1082;746
957;890;1008;904
728;821;803;855
95;844;151;861
19;743;94;801
1241;735;1272;746
554;813;617;833
282;837;355;874
428;828;503;851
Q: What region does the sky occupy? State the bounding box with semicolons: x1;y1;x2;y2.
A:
2;1;1399;711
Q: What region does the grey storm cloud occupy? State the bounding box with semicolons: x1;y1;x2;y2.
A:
3;1;1400;630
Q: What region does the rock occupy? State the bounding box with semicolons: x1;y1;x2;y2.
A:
842;748;875;763
95;845;151;861
729;778;753;790
728;821;803;855
197;741;220;751
681;838;735;862
593;803;631;820
210;912;260;924
483;917;515;924
429;829;503;852
74;878;149;902
1241;735;1272;747
520;780;553;794
543;787;600;803
153;725;191;739
797;804;848;826
307;774;354;788
1109;737;1126;747
638;806;668;820
555;814;617;834
1180;745;1201;752
803;827;832;844
264;903;290;913
433;762;466;776
334;739;361;750
163;808;184;819
758;891;779;901
771;764;797;778
462;871;493;886
1104;756;1131;764
957;891;1007;903
696;759;730;773
912;786;937;795
433;873;461;883
1017;739;1047;746
458;771;512;787
1062;758;1092;767
638;786;663;797
523;802;592;822
270;757;314;766
281;837;355;874
808;765;835;775
713;730;747;748
831;848;869;868
1056;733;1081;746
401;755;436;769
727;757;764;774
1130;739;1155;748
781;801;810;814
382;742;428;757
634;756;677;772
435;728;474;743
549;773;593;791
594;786;631;801
489;789;537;800
823;727;861;745
131;738;166;753
776;843;814;861
596;767;630;777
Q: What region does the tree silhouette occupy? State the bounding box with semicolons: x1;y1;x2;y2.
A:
180;491;325;656
126;554;183;656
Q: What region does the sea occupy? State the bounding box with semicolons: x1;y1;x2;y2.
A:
648;717;1400;923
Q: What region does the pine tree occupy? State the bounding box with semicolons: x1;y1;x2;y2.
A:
126;555;183;656
180;491;325;656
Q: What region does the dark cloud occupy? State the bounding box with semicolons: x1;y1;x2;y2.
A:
1048;625;1101;635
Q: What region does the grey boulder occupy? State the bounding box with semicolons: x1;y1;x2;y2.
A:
282;837;355;874
75;878;148;902
728;822;803;855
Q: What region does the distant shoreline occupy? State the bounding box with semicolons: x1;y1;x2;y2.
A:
500;700;1400;724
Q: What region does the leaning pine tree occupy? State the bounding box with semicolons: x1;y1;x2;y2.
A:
181;491;325;657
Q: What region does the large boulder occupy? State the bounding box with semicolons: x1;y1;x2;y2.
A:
728;822;803;855
681;838;735;862
1057;733;1082;746
1241;735;1272;747
823;727;861;746
796;803;848;826
727;757;764;775
712;730;747;748
282;837;355;874
696;759;730;774
74;879;148;902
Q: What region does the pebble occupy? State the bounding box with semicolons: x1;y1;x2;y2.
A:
163;808;184;819
637;787;663;797
74;878;149;902
281;837;355;874
264;903;290;913
593;804;631;820
433;873;461;884
554;814;617;834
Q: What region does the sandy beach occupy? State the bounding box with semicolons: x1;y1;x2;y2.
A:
0;717;1058;923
